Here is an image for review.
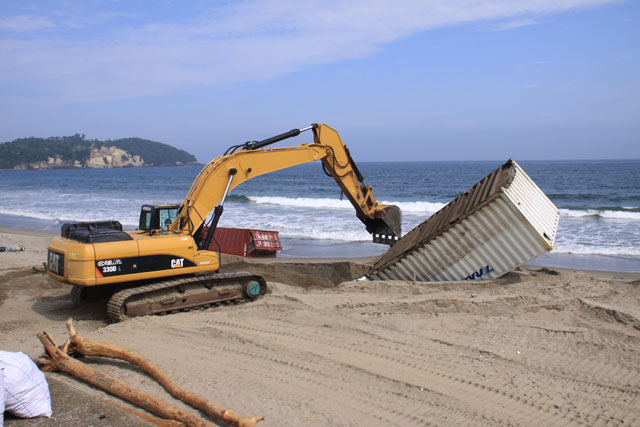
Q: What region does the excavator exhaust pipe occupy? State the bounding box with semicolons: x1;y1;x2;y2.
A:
364;204;402;246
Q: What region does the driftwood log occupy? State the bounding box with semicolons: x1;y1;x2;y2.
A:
107;399;184;427
45;319;264;427
37;330;214;427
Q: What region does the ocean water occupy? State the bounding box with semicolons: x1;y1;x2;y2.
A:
1;160;638;271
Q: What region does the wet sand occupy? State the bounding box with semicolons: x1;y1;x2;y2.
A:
1;226;640;426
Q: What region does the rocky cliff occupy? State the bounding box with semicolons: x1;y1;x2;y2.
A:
0;134;198;170
18;147;145;169
86;146;145;168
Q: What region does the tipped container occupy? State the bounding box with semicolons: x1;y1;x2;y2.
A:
207;227;282;257
369;159;559;281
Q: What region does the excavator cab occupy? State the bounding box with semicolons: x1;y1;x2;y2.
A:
139;204;180;233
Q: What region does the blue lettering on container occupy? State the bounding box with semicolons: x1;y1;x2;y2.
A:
465;265;495;280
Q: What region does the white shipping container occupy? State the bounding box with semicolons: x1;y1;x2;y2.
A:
370;159;559;282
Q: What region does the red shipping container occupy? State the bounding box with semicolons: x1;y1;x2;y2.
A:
205;227;282;257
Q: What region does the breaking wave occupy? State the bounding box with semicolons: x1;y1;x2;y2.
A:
560;208;640;220
552;243;640;256
243;195;444;213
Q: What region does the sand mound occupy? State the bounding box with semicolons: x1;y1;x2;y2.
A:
1;227;640;425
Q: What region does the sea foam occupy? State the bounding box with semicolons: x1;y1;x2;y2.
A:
560;208;640;220
246;196;444;213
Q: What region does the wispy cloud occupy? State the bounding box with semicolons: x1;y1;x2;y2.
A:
0;0;619;102
494;19;539;30
0;14;56;32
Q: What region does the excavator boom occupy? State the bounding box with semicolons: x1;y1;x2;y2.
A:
173;123;401;245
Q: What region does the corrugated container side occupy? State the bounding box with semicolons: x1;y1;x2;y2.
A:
210;227;250;257
437;198;548;281
370;159;559;282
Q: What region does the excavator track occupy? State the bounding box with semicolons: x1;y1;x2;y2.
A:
107;271;267;323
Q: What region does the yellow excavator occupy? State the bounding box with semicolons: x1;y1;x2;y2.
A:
46;124;401;322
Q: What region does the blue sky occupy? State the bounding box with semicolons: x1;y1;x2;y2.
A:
1;0;638;162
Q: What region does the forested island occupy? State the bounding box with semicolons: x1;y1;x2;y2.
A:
0;134;198;170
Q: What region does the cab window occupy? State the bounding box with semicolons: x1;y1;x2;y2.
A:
139;210;152;230
159;208;179;231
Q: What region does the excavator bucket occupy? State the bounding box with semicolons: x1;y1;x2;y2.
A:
364;204;402;246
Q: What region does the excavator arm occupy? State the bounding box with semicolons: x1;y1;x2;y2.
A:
170;123;401;245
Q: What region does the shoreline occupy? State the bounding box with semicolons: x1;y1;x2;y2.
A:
0;162;203;171
1;224;639;280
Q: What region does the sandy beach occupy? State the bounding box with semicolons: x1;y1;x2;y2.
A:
1;225;640;426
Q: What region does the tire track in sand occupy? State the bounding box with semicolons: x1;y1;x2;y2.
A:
208;317;578;425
